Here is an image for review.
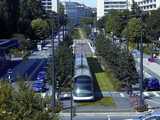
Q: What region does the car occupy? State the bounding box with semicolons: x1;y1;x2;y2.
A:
32;82;46;92
144;77;160;90
36;71;47;80
148;57;155;62
130;111;160;120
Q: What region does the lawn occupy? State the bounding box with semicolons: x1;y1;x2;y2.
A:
72;28;86;39
95;72;114;91
87;57;119;91
78;97;115;107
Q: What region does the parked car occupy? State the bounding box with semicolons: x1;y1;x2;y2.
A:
148;57;155;62
36;71;47;81
144;77;160;90
32;82;48;92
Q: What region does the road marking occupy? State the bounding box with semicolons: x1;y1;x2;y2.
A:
120;93;125;97
153;92;160;97
107;115;111;120
143;92;150;97
146;99;160;105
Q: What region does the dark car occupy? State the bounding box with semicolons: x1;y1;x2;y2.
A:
32;82;46;92
148;57;155;62
36;71;47;80
144;77;160;90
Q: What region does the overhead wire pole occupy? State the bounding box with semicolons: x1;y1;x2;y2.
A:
51;0;59;111
51;19;56;110
126;0;129;53
68;0;73;120
68;0;73;119
139;12;144;109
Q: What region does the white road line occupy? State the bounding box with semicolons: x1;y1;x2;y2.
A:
143;92;150;97
146;99;160;105
107;115;111;120
120;93;125;98
153;92;160;97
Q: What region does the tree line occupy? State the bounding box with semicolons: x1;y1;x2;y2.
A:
96;3;160;86
97;5;160;47
47;34;73;91
96;33;138;87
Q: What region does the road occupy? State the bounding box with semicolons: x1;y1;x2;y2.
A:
60;112;144;120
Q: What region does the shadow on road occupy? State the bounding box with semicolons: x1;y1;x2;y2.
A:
87;57;103;101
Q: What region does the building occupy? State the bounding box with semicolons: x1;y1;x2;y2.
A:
134;0;160;11
97;0;160;20
62;2;93;25
97;0;130;20
41;0;58;12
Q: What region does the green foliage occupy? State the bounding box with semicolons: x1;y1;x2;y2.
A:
97;11;129;37
96;33;138;85
80;17;94;26
0;81;59;120
0;0;19;37
146;9;160;40
18;0;45;35
31;18;50;40
72;28;82;39
47;35;73;90
122;17;142;43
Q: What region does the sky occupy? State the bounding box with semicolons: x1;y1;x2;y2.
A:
60;0;96;8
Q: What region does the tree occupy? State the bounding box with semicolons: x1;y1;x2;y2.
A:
47;35;73;90
103;10;129;37
122;17;142;43
0;0;19;37
96;33;138;86
96;16;107;29
31;18;50;40
18;0;45;35
146;9;160;41
0;81;59;120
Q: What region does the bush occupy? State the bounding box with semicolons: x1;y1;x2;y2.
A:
134;104;148;112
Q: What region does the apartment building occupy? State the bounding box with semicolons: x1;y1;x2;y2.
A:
134;0;160;11
97;0;130;20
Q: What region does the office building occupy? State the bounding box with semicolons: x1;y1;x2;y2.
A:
97;0;160;20
62;2;93;25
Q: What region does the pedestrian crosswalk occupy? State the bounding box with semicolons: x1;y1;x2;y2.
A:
143;91;160;97
102;91;160;98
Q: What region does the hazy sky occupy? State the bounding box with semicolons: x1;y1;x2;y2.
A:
60;0;96;8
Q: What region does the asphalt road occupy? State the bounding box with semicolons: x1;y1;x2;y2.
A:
60;113;142;120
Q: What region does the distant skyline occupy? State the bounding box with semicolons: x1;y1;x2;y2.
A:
60;0;96;8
